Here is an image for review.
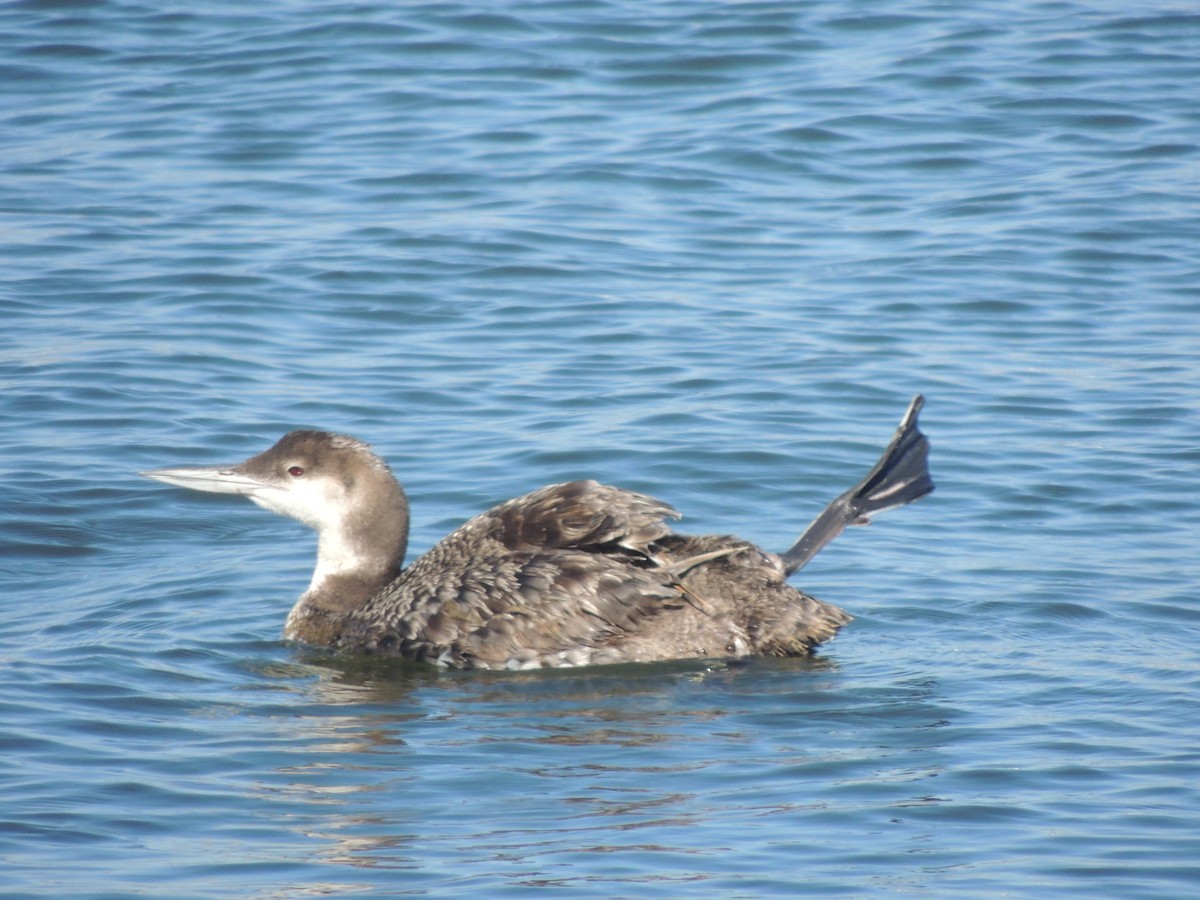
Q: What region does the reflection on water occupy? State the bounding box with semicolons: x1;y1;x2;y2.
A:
239;653;955;888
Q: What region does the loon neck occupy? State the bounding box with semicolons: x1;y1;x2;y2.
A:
283;482;410;643
312;530;401;601
283;542;405;645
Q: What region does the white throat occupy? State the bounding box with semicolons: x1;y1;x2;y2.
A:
283;528;377;640
308;527;377;595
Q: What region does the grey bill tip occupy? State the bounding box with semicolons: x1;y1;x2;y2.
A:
780;394;933;577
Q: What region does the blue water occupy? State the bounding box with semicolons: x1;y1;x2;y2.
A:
4;0;1200;896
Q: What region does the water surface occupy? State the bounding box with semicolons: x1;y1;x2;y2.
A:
3;1;1200;897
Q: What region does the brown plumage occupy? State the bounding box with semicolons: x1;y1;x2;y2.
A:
142;396;933;669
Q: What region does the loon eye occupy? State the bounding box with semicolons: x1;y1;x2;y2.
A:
287;466;305;477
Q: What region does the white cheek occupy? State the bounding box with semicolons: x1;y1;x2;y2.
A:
246;477;367;590
249;478;345;531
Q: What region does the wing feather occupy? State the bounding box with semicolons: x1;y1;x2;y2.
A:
346;480;685;665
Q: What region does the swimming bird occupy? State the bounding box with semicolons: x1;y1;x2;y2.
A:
142;396;933;669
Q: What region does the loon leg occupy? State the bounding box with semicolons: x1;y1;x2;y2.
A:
780;395;933;577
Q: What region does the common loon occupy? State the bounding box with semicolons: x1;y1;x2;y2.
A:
142;396;932;669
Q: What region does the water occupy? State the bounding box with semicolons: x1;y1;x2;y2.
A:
3;0;1200;896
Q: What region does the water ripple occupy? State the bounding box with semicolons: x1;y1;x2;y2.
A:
3;0;1200;896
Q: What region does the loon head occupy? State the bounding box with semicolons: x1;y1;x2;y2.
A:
142;430;410;610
